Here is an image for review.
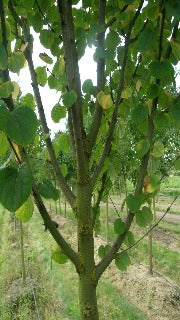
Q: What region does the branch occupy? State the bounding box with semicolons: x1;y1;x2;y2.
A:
120;196;178;255
1;1;80;272
165;21;179;59
57;0;88;183
96;2;167;280
105;4;128;30
8;1;76;208
85;0;106;155
91;1;145;187
130;19;148;44
92;171;108;226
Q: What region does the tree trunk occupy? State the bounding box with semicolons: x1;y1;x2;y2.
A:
77;183;99;320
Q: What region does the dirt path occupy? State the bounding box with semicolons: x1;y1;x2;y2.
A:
51;214;180;320
100;202;180;224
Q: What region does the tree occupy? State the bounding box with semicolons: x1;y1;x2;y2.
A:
0;0;179;319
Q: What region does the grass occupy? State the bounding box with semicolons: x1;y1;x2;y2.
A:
0;207;147;320
0;209;65;320
27;212;147;320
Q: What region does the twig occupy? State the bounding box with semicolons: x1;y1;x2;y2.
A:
120;196;178;255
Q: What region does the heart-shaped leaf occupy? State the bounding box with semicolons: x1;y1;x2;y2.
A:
114;218;126;235
52;244;68;264
8;51;24;73
115;252;131;271
4;106;38;146
136;206;153;227
15;197;34;222
0;81;14;98
51;104;66;123
0;163;33;211
126;194;142;212
151;141;164;158
35;66;47;87
136;139;150;158
62;90;77;108
39;179;59;200
97;91;113;109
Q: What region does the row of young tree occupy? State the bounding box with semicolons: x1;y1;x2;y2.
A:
0;0;179;319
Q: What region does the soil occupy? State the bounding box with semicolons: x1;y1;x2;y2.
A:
52;214;180;320
100;201;180;224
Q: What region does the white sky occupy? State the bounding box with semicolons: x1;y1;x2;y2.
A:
10;31;179;136
10;33;96;134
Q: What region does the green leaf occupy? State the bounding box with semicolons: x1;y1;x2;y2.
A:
39;179;59;201
62;90;77;108
40;29;54;49
98;245;105;259
0;163;33;211
39;53;53;64
31;12;43;33
0;81;14;98
82;79;93;94
170;101;180;121
136;140;150;158
151;141;164;158
149;60;174;80
0;103;9;130
124;231;135;246
35;66;47;87
146;84;159;99
121;87;132;99
147;157;160;175
61;163;68;177
97;91;113;109
106;30;120;50
0;43;8;70
136;206;153;227
126;194;142;213
52;244;68;264
114;218;126;235
0;132;8;157
115;252;131;271
174;158;180;171
165;0;180;19
138;29;157;52
51;104;66;123
58;133;70;153
4;107;38;146
21;93;35;110
131;105;148;124
153;113;170;130
98;244;111;259
15;197;34;222
171;40;180;60
8;51;24;73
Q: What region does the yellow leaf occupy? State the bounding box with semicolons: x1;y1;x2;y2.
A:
12;142;21;162
20;42;28;52
122;87;132;99
136;80;142;92
12;81;20;99
97;91;113;109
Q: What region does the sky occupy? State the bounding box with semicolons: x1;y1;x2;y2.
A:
10;30;179;136
10;33;96;135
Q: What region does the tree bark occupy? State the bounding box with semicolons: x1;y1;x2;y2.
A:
77;183;99;320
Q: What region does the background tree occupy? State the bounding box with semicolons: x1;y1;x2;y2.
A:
0;0;179;319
